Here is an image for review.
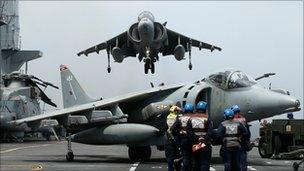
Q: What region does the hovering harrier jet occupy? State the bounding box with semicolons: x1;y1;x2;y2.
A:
77;11;221;74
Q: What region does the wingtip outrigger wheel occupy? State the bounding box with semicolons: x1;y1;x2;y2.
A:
189;63;193;70
66;133;74;161
107;47;111;73
187;41;192;71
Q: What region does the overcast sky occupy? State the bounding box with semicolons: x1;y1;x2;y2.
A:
19;1;303;122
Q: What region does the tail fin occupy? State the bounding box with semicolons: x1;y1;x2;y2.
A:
60;65;94;108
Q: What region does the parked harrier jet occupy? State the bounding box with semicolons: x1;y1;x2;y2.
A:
77;11;221;74
10;66;300;161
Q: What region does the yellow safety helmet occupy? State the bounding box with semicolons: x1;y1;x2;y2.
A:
169;105;182;114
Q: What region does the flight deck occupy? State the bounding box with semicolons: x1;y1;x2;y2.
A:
1;141;302;171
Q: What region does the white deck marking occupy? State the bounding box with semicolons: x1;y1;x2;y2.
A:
248;166;257;171
266;161;272;164
129;162;140;171
0;144;50;154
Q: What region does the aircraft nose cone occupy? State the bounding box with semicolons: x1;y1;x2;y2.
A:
138;18;154;33
247;86;301;119
295;99;300;108
276;95;299;111
139;20;150;30
137;19;155;46
270;93;301;114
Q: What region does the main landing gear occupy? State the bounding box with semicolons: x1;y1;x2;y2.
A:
143;47;156;74
64;133;152;162
66;133;74;161
128;146;151;162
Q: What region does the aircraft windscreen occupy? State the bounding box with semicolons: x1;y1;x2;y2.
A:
227;71;256;89
208;70;256;89
138;11;155;22
208;71;230;89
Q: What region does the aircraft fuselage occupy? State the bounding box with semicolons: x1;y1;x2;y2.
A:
138;17;155;48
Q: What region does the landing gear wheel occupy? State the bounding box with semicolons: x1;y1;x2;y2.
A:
188;63;193;70
293;162;299;171
43;133;51;141
46;134;51;141
107;67;111;73
144;63;149;74
151;63;155;74
129;147;140;162
258;138;272;158
128;146;151;162
140;146;151;161
66;151;74;161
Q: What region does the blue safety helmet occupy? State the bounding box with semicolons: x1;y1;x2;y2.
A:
196;101;207;111
287;113;294;119
224;108;235;119
184;103;194;113
231;105;240;113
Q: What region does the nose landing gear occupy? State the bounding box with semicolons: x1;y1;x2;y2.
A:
144;48;155;74
144;58;155;74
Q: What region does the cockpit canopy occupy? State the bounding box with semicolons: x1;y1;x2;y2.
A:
138;11;155;22
207;69;257;90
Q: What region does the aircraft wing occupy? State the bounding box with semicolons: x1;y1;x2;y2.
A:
162;28;222;56
10;83;184;125
77;31;136;57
